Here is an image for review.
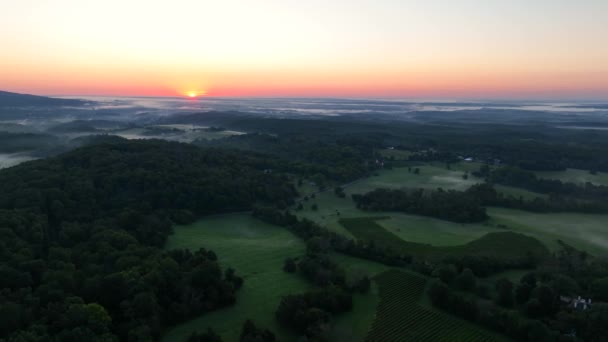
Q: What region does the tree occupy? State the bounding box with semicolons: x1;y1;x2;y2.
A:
240;320;276;342
454;268;476;291
550;274;579;297
515;283;533;305
188;329;222;342
495;278;514;308
592;277;608;301
283;258;297;273
428;280;450;308
433;264;457;284
334;187;346;198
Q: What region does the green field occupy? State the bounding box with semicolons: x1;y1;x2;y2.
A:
293;163;608;259
329;253;393;341
162;214;311;341
535;168;608;186
349;165;479;193
296;164;543;236
367;270;506;341
489;208;608;256
339;217;549;261
162;214;396;342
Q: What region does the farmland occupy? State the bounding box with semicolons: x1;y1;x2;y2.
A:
163;214;394;342
339;217;549;261
367;270;505;342
489;207;608;256
534;168;608;186
163;214;310;341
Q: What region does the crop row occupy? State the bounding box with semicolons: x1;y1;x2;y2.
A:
366;270;501;342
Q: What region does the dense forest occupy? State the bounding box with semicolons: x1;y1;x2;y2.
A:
197;132;381;183
0;140;297;340
352;188;488;223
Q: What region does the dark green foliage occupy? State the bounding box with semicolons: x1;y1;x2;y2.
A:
591;277;608;301
252;208;411;267
296;253;345;287
371;270;499;341
495;279;514;308
283;258;297;273
339;217;548;270
516;283;534;305
239;320;276;342
471;167;608;213
275;287;352;338
454;268;477;291
0;140;298;340
352;187;488;223
188;328;223;342
197;130;382;182
334;186;346;198
432;264;458;284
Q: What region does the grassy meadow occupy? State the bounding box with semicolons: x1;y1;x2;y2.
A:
163;214;394;342
163;214;310;341
488;208;608;256
535;168;608;186
295;163;608;257
339;217;548;261
164;163;608;341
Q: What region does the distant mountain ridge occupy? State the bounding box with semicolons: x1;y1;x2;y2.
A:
0;90;85;107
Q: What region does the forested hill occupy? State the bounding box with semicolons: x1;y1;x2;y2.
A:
0;90;85;107
0;139;297;340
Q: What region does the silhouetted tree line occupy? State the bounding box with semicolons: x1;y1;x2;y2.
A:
352;188;488;223
0;140;298;340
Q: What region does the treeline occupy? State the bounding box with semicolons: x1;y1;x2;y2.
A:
198;132;384;183
252;207;412;267
467;183;608;214
476;165;608;201
0;140;297;340
352;182;608;218
427;279;571;341
187;320;276;342
352;188;488;223
427;241;608;341
275;287;352;339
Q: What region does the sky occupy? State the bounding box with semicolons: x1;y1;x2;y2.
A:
1;0;607;99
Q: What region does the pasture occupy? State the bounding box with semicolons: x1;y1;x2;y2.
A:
163;214;310;341
367;270;505;341
163;214;395;342
339;217;549;261
488;208;608;256
535;168;608;186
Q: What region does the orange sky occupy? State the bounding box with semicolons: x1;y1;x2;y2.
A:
1;0;607;99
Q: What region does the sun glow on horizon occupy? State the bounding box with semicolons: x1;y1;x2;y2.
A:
1;1;607;99
185;90;206;98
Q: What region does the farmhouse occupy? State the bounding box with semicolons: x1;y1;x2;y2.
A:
560;296;592;310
